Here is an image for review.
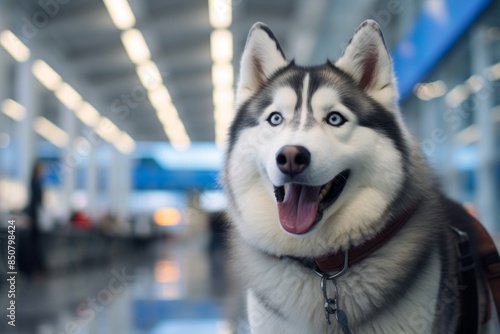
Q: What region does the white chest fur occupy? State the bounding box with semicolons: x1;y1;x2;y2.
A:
243;247;441;334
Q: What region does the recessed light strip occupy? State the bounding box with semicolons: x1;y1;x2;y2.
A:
105;0;191;149
31;60;62;90
103;0;136;30
0;30;30;62
209;0;232;28
210;29;234;146
209;0;234;146
31;58;136;153
414;61;500;105
1;99;26;121
33;117;69;148
120;29;151;65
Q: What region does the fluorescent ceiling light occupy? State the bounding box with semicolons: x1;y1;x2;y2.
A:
215;130;229;145
103;0;136;30
115;131;136;154
445;84;469;108
215;130;228;146
214;105;233;145
136;60;163;91
1;99;26;121
55;83;83;110
95;116;122;143
212;63;233;88
33;117;69;147
31;60;62;91
485;62;500;81
121;29;151;64
163;126;190;144
492;105;500;123
466;74;484;93
156;108;171;125
454;125;478;145
75;102;100;126
0;30;30;62
214;105;233;123
210;29;233;63
155;105;194;150
156;104;182;125
413;80;447;101
163;123;191;150
213;87;234;107
148;85;172;110
491;63;500;81
215;120;230;145
157;105;191;150
208;0;232;28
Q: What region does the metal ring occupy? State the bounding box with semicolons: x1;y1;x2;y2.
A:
314;249;349;279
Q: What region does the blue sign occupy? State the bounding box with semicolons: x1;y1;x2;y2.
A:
392;0;492;99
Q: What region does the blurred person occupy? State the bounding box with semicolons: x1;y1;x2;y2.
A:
23;160;45;276
70;209;92;230
208;211;229;298
99;212;117;236
133;215;153;252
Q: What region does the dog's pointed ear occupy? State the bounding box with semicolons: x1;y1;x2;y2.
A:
336;20;398;108
236;23;288;105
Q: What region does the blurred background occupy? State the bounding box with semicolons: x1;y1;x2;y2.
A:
0;0;499;333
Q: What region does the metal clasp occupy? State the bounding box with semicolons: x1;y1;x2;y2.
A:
314;249;349;279
320;274;339;324
314;250;349;327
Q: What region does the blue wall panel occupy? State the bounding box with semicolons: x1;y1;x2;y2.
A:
392;0;492;99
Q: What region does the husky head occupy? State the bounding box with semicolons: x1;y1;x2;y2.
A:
223;20;413;257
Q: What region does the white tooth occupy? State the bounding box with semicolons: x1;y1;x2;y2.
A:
320;189;327;196
319;194;324;201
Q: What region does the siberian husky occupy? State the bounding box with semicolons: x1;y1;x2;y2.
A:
222;20;489;333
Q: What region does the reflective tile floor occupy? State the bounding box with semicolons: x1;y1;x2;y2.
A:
2;235;500;333
0;236;245;334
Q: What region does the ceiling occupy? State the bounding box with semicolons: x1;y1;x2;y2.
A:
3;0;400;144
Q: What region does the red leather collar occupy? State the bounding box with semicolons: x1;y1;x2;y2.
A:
277;203;420;275
313;204;420;274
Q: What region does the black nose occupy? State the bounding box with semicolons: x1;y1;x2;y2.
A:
276;145;311;176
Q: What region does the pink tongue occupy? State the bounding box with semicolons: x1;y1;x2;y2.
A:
277;184;321;234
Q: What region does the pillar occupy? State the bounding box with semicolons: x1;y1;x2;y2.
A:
86;144;97;222
471;25;497;231
0;42;10;178
60;104;76;220
116;151;131;223
107;145;119;217
15;59;37;207
418;98;439;166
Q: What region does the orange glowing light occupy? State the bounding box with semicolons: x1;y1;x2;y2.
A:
161;285;180;299
154;260;181;283
153;207;181;226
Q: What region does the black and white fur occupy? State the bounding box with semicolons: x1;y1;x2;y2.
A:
222;20;488;333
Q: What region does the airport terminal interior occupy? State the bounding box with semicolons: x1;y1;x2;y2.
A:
0;0;499;333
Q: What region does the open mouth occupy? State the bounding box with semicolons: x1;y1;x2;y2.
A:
273;170;350;235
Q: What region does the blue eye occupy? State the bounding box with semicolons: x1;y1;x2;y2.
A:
268;112;283;126
326;112;347;127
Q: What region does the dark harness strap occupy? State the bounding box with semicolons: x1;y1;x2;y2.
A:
450;226;479;334
270;208;500;333
469;215;500;320
469;212;500;320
